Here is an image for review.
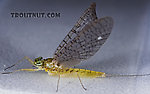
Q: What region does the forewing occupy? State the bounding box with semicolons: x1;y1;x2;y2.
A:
53;3;113;67
53;17;113;67
53;3;97;59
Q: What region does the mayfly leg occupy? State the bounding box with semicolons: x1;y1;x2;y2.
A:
56;74;60;92
4;56;34;71
55;74;87;92
1;69;40;74
77;74;87;90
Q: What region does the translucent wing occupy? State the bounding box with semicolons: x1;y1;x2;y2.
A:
53;3;97;57
53;3;113;67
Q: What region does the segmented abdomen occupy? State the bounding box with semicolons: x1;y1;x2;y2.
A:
45;68;106;78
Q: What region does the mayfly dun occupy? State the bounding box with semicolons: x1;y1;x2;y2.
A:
1;2;150;92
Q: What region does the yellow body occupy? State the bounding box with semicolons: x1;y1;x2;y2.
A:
34;58;106;78
45;68;106;78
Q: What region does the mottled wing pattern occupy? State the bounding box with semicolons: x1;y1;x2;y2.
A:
53;3;113;67
53;3;97;58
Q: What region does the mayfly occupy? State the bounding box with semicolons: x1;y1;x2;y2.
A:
1;2;150;92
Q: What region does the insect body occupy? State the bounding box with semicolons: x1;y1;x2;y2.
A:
2;2;114;92
2;2;150;92
34;57;105;78
29;2;113;80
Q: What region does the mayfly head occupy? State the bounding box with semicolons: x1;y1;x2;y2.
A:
34;57;44;66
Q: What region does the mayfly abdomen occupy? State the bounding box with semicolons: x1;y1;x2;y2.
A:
46;68;106;78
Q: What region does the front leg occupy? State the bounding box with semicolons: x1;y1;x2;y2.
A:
4;56;35;71
1;68;41;74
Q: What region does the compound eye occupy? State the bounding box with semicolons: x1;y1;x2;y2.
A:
36;61;42;66
39;57;43;60
35;58;38;62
